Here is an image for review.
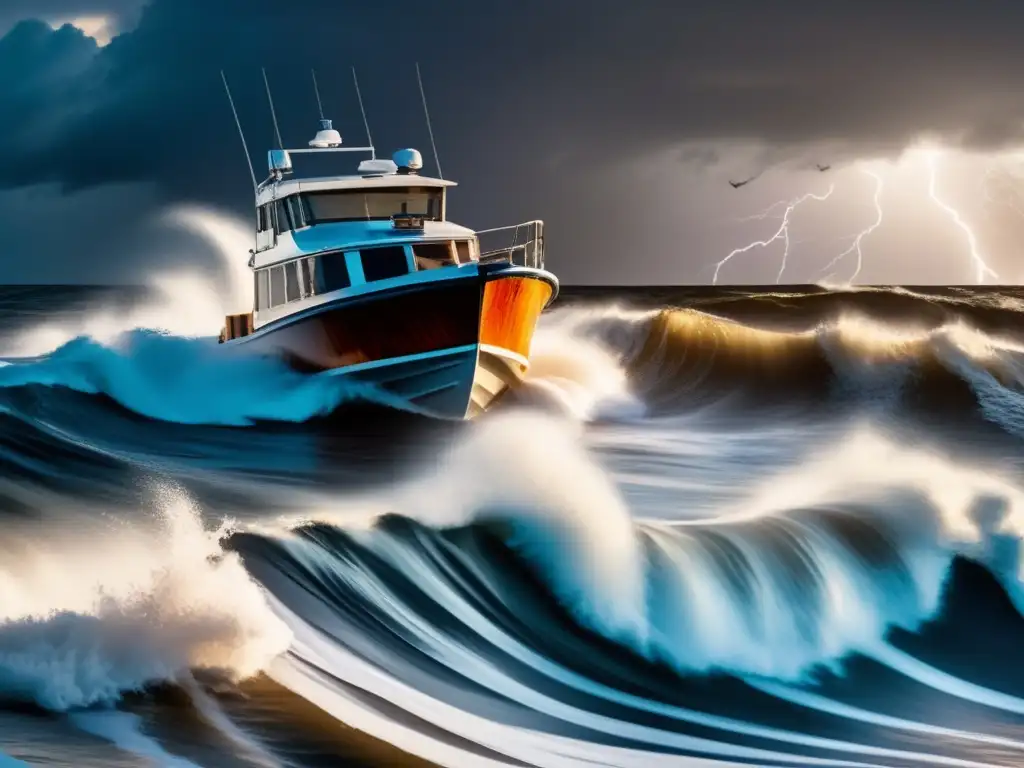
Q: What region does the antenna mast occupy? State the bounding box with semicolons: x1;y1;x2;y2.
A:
220;71;257;193
351;67;375;160
311;68;325;121
261;67;284;150
415;62;443;180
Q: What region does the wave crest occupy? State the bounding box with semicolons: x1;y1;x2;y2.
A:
0;489;290;710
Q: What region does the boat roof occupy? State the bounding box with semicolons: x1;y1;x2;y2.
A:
256;174;456;206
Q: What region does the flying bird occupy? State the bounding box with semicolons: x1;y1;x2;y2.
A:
816;164;831;172
729;177;756;189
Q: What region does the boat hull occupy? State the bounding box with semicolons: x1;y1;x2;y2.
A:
226;266;555;419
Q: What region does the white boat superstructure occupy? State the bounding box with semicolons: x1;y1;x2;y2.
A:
217;68;557;419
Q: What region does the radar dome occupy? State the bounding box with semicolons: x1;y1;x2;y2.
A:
358;158;398;176
309;119;342;148
393;148;424;174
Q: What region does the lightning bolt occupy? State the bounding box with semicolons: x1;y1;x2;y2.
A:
718;145;1011;285
713;185;835;285
819;168;884;284
736;199;789;222
925;151;1000;283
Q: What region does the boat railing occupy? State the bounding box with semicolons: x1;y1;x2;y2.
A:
476;220;545;270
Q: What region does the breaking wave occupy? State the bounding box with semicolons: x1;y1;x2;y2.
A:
0;489;290;711
220;410;1024;767
3;287;1024;432
5;243;1024;764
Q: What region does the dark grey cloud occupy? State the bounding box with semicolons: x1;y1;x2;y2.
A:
8;1;1024;190
3;0;1024;283
0;0;143;38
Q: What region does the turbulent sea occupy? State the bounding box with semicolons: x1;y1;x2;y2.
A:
6;251;1024;765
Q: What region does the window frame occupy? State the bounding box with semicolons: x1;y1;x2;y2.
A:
455;239;480;264
298;257;314;297
302;187;445;224
256;269;270;310
284;260;301;302
274;199;290;233
286;196;307;230
315;251;352;293
269;265;286;307
360;244;412;283
413;241;458;271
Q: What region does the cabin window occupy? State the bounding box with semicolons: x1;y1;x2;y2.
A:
413;242;457;270
284;260;301;302
360;245;410;282
256;270;270;310
270;265;286;307
315;251;352;292
257;204;269;231
275;199;290;232
303;187;444;223
287;196;307;230
299;257;316;296
455;240;477;263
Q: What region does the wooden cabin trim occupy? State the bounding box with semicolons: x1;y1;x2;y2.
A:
220;312;254;342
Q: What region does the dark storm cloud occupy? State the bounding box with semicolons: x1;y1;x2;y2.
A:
3;0;1024;283
0;0;144;37
5;0;1024;196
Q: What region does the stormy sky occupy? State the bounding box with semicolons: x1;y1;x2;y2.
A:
3;0;1024;285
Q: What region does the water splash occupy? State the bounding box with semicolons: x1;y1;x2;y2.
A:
0;488;291;710
3;206;253;357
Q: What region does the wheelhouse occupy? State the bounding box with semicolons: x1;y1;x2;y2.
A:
252;173;455;254
257;184;446;239
239;135;545;333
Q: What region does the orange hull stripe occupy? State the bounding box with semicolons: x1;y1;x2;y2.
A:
480;277;553;360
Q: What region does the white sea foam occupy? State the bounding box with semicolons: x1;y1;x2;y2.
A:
0;488;291;711
2;206;253;358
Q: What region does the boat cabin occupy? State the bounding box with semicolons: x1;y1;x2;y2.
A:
217;73;548;346
248;144;488;329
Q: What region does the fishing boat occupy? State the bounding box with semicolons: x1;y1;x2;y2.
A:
218;70;558;419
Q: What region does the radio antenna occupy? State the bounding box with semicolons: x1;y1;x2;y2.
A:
351;67;375;159
220;71;257;193
415;62;443;180
261;67;284;150
311;68;325;121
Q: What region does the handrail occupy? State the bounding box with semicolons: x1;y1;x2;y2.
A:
474;219;544;236
475;219;545;270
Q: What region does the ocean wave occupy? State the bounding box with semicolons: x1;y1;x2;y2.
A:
542;302;1024;432
7;265;1024;766
0;207;253;359
0;488;290;711
3;241;1024;435
243;414;1024;681
210;411;1024;766
0;330;407;426
3;392;1024;764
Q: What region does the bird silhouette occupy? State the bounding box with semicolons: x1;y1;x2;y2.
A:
729;177;755;189
816;164;831;172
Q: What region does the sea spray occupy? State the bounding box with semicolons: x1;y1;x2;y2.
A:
0;330;390;425
266;418;1024;681
390;410;651;652
0;488;291;710
1;206;253;358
